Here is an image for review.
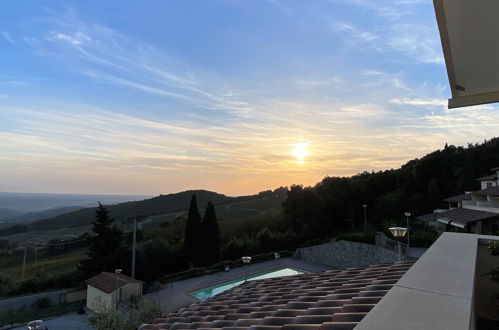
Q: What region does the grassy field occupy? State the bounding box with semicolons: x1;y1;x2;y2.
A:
0;249;87;281
147;195;285;226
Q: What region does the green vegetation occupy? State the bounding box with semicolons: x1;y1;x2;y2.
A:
0;190;234;235
78;203;126;279
283;138;499;239
0;249;86;282
87;298;161;330
200;202;220;266
3;138;499;297
184;195;202;266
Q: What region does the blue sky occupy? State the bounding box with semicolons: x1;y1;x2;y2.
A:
1;0;498;195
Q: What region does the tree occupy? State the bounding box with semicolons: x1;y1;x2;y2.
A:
184;195;202;267
200;202;220;266
78;203;125;278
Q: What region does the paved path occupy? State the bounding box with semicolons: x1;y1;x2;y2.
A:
10;313;93;330
145;257;333;314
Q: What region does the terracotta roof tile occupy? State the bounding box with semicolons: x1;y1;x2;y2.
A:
442;193;472;203
139;261;414;330
436;208;499;226
472;185;499;196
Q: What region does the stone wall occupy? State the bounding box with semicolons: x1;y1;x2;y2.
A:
294;240;399;268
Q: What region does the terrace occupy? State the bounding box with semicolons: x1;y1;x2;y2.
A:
140;232;499;330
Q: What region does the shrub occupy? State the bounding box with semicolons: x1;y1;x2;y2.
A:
87;297;160;330
299;237;330;248
336;231;376;244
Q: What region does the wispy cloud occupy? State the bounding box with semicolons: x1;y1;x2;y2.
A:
390;98;447;107
332;22;378;42
2;3;498;195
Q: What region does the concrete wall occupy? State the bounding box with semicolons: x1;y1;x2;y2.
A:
0;289;66;314
66;288;86;304
293;240;399;268
86;285;113;312
355;232;499;330
121;283;142;301
475;243;499;321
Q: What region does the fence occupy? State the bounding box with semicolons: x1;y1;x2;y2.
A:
375;232;408;259
0;288;86;314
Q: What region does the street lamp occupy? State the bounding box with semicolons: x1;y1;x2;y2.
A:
404;212;411;258
362;205;367;230
114;268;122;309
242;256;251;282
389;227;407;261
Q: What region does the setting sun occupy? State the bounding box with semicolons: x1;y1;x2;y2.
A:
292;143;310;161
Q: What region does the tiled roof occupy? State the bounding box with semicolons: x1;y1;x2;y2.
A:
442;193;472;203
85;272;143;294
436;208;499;226
476;174;497;181
140;261;414;330
472;185;499;196
415;212;437;222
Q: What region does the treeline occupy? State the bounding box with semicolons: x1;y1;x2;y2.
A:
283;137;499;237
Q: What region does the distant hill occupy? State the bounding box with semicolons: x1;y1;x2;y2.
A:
0;208;20;220
1;206;84;224
27;190;237;231
0;192;150;213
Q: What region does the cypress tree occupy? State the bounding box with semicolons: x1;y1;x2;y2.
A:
184;195;202;267
78;202;124;278
201;202;220;266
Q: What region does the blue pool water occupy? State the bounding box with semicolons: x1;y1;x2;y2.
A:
190;267;307;300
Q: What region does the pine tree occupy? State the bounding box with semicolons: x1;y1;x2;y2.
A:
184;195;202;267
200;202;220;266
78;203;125;278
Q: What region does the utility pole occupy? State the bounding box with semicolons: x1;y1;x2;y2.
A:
362;205;367;230
131;218;137;279
21;247;27;280
404;212;411;259
34;241;38;265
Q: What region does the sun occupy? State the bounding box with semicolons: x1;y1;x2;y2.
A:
292;143;310;161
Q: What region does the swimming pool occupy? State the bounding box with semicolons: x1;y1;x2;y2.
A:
190;267;307;300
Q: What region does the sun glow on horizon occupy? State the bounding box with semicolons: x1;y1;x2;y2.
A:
292;143;310;162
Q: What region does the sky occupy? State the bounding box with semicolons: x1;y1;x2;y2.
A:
1;0;499;196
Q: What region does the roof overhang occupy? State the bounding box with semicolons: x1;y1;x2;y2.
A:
434;0;499;109
437;218;465;228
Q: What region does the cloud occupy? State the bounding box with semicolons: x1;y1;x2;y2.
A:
47;31;91;45
2;31;13;43
332;22;378;42
390;98;447;107
4;4;498;195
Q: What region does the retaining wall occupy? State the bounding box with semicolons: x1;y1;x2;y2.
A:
294;240;399;268
0;289;67;314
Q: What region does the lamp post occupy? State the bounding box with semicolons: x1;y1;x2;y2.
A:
242;256;251;282
404;212;411;258
362;205;367;230
114;268;122;309
389;227;407;261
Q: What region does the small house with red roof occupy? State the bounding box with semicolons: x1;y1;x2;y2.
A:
85;271;143;312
